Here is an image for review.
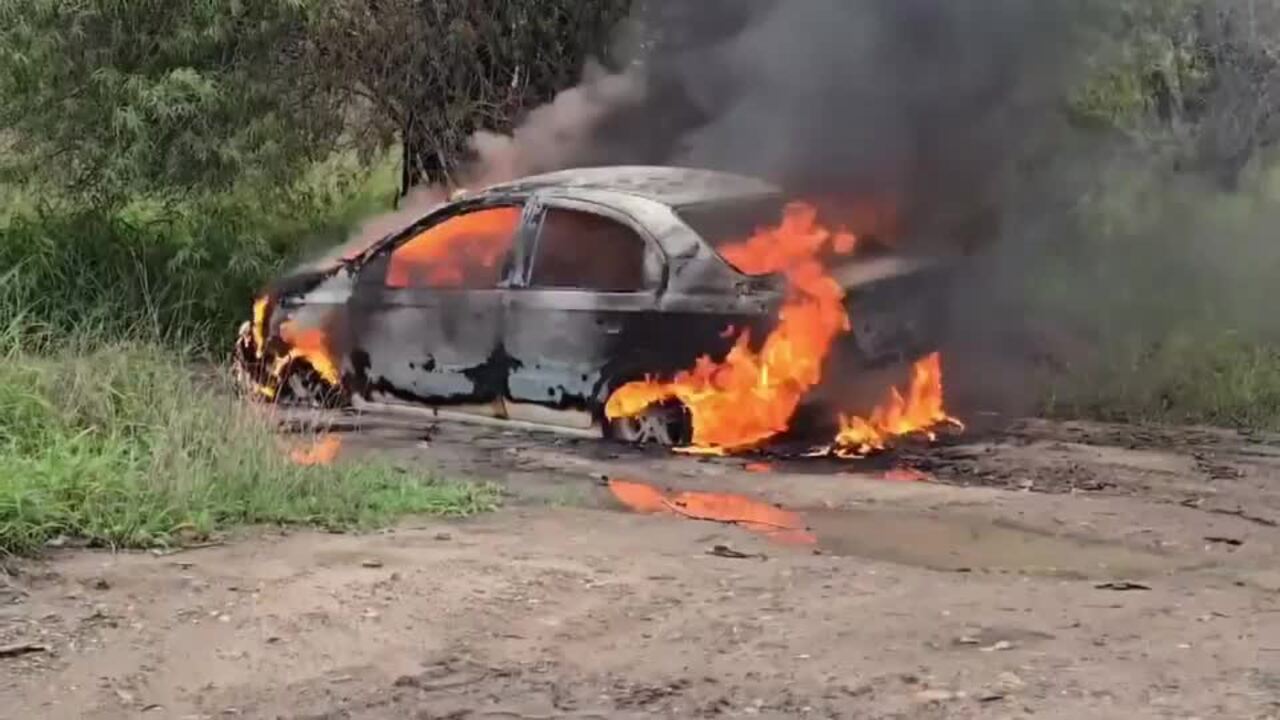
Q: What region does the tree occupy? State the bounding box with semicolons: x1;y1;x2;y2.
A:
0;0;347;203
0;1;630;202
1071;0;1280;188
1192;0;1280;188
303;0;631;194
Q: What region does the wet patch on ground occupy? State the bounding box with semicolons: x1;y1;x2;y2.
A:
806;508;1182;578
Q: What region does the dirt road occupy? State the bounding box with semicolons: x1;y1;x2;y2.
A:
2;418;1279;719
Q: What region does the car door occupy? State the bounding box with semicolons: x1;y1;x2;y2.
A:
503;197;666;428
348;202;525;416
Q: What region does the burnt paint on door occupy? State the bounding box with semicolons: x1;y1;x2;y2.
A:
343;203;525;412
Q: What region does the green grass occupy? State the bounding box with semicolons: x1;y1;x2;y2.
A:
0;152;399;353
1041;332;1280;430
0;153;500;557
0;338;498;556
1023;158;1280;431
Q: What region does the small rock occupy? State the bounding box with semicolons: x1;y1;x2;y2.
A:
434;532;453;542
360;559;384;569
976;690;1006;703
914;689;959;704
979;640;1015;653
92;578;111;591
216;614;231;624
995;672;1025;691
841;684;873;698
1095;581;1151;592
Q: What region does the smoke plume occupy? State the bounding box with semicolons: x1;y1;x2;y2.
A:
465;61;648;187
414;0;1101;250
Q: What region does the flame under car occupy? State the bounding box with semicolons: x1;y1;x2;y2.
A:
234;167;949;447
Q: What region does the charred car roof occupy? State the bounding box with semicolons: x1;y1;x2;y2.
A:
483;166;782;207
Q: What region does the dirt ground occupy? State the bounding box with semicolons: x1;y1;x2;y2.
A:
2;415;1279;719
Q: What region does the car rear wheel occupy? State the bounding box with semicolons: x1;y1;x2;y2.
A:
606;401;692;447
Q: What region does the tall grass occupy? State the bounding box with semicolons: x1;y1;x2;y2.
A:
0;155;499;557
1042;332;1280;429
0;153;399;352
0;335;498;556
1025;156;1280;429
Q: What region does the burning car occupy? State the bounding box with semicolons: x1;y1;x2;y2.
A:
235;166;955;455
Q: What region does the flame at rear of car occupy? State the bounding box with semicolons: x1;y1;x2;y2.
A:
606;202;856;454
605;202;961;456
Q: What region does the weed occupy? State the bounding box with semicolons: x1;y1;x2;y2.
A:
0;340;497;556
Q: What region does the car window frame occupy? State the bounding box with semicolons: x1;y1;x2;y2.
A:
511;196;666;294
353;196;530;292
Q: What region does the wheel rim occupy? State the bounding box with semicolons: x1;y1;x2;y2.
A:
286;371;318;404
281;360;346;408
610;403;689;446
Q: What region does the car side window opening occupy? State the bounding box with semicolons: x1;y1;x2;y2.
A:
529;208;648;292
385;205;523;289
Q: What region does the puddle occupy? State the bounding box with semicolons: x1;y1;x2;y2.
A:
809;509;1178;579
608;477;1182;580
609;479;816;545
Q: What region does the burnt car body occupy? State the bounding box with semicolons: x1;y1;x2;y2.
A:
236;166;948;443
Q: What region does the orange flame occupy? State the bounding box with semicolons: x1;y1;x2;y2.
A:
608;479;815;545
275;320;341;386
289;434;343;466
832;352;964;457
241;293;342;400
251;296;269;359
605;203;857;454
385;206;521;289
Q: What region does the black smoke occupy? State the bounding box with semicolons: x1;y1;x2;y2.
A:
586;0;1100;249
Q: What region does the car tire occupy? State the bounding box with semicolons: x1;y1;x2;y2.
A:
279;359;349;409
606;400;692;447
